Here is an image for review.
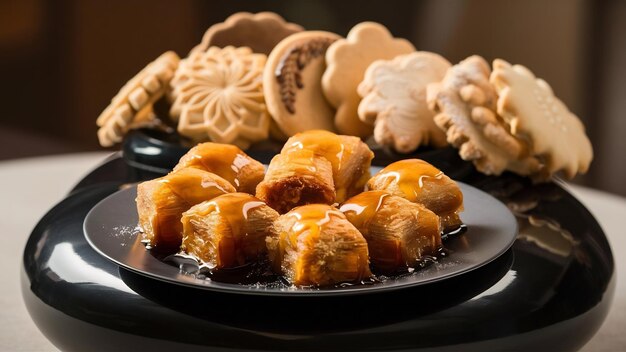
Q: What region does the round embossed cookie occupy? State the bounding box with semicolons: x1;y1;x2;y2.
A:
358;51;450;153
322;22;415;137
427;56;542;176
170;46;270;149
490;59;593;179
190;12;303;56
263;31;341;137
97;51;179;147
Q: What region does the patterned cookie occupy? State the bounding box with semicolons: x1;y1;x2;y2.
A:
170;46;270;149
427;56;541;176
263;31;341;137
358;51;450;153
490;59;593;179
96;51;179;147
190;12;303;56
322;22;415;137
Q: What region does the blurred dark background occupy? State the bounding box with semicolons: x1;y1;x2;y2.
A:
1;0;625;196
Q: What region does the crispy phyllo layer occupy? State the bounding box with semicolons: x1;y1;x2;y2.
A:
136;168;235;252
181;193;279;269
173;142;265;194
281;130;374;202
267;204;372;286
256;149;335;214
367;159;464;232
340;191;441;272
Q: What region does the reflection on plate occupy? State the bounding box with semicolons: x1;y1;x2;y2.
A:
84;180;517;296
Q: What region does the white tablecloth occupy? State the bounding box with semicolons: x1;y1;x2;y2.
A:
1;152;624;351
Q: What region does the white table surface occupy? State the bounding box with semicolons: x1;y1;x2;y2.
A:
1;152;624;351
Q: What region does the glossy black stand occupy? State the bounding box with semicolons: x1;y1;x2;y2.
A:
22;130;615;351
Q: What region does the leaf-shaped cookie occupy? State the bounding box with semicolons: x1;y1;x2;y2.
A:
358;52;450;153
490;59;593;179
322;22;415;137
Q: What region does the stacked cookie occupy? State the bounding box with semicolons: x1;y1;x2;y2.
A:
426;56;592;180
97;12;303;149
96;12;592;181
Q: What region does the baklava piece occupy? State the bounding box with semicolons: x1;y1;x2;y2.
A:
256;149;335;214
367;159;464;232
173;142;265;194
181;193;279;269
340;191;441;272
281;130;374;202
136;168;235;253
267;204;372;286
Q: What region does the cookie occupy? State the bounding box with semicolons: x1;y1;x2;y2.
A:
263;31;341;136
96;51;179;147
322;22;415;137
190;12;303;56
358;51;450;153
490;59;593;179
427;56;541;176
170;46;270;149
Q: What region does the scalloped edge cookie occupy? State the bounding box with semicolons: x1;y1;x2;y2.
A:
322;22;415;138
190;12;303;56
490;59;593;179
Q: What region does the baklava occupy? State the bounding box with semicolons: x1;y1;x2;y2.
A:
367;159;464;232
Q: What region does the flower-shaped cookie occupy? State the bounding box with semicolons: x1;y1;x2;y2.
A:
190;12;303;56
170;46;270;149
97;51;179;147
427;56;541;176
357;52;450;153
490;59;593;179
322;22;415;137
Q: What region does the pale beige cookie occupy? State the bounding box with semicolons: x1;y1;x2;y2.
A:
490;59;593;179
190;12;303;56
263;31;340;137
358;51;450;153
96;51;179;147
170;46;270;149
427;55;541;176
322;22;415;137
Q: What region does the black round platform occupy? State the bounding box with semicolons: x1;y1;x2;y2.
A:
22;130;615;351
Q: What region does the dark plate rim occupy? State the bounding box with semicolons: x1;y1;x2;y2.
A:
84;182;518;297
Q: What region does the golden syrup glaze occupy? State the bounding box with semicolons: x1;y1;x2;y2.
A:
181;193;265;268
274;148;320;174
368;159;446;202
158;168;235;206
339;190;391;235
282;130;346;173
173;142;253;189
283;204;345;248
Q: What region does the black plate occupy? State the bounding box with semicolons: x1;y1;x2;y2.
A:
24;146;615;351
84;178;517;296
